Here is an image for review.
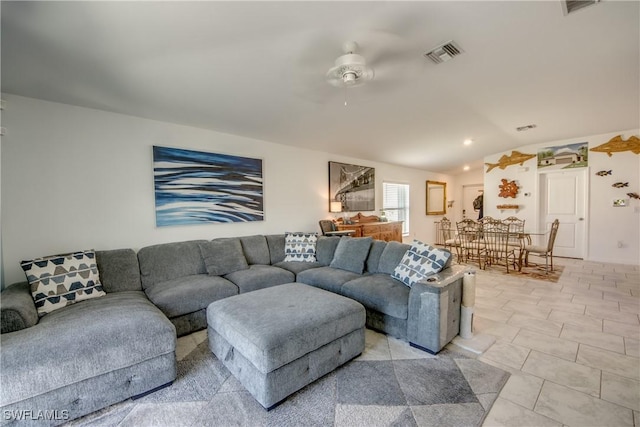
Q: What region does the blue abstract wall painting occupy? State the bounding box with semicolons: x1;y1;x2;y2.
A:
153;146;263;227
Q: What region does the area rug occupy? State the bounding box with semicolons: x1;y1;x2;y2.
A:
507;264;564;283
68;338;509;427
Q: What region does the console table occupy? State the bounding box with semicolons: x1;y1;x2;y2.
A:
336;213;403;242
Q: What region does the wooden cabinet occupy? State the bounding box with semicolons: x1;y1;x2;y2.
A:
379;223;402;242
336;221;403;242
362;224;380;238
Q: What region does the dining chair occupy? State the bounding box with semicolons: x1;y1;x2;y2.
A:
440;217;459;255
456;219;485;268
478;216;500;227
503;216;525;232
318;220;336;235
483;221;517;273
319;220;354;237
520;219;560;274
502;216;526;248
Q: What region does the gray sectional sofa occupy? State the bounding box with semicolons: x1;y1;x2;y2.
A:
0;249;176;426
0;234;466;425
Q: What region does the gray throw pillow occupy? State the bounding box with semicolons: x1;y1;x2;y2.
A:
366;240;388;273
329;237;373;274
377;241;411;275
200;238;249;276
316;236;341;265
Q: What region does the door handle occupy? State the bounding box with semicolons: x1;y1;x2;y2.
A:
579;218;584;221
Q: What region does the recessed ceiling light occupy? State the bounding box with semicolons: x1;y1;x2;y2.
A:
516;124;537;132
463;165;470;171
463;139;473;146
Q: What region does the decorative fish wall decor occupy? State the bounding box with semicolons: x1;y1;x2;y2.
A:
595;170;612;176
485;151;536;173
613;182;629;188
627;193;640;200
590;135;640;157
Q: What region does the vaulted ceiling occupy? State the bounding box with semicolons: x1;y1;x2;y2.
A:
2;1;639;173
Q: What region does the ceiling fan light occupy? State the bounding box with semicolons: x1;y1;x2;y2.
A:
326;43;374;88
343;72;357;85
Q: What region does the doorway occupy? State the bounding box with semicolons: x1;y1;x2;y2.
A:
539;169;588;259
462;184;483;220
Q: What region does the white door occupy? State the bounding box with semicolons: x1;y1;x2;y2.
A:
462;184;483;220
539;169;587;258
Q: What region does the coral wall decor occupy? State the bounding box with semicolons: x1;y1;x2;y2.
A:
498;179;519;198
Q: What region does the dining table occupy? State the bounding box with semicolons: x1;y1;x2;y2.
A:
440;227;550;273
324;229;355;237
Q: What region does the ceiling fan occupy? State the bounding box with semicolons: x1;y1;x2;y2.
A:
325;41;374;88
293;32;414;104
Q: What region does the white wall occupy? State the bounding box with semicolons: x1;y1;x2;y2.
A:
484;130;640;265
450;168;484;223
0;104;3;286
1;95;451;286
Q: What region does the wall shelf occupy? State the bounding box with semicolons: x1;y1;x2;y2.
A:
496;204;520;212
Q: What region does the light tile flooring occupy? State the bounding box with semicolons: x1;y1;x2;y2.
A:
176;256;639;427
473;257;640;427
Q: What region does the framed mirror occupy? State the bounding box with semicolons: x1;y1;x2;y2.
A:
426;180;446;215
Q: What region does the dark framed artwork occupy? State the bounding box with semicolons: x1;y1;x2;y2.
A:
328;161;375;212
153;146;263;227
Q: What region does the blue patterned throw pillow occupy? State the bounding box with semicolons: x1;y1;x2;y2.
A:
21;250;106;316
284;232;318;262
392;240;451;287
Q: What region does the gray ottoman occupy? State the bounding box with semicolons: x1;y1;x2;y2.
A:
207;282;365;409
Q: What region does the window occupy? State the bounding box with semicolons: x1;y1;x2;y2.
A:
383;182;410;235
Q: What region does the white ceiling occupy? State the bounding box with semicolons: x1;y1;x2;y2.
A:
2;1;639;174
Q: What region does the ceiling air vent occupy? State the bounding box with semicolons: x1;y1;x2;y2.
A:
562;0;599;15
516;124;537;132
424;41;463;64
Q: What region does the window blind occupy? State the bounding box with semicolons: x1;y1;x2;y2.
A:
383;182;410;235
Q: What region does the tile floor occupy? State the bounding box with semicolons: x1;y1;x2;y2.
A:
175;256;639;427
473;257;640;427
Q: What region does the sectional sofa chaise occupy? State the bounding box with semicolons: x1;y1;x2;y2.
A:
0;234;466;425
